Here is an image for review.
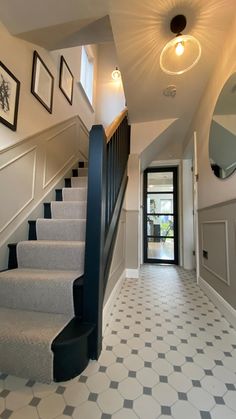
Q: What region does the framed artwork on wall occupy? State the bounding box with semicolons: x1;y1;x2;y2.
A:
31;51;54;113
0;61;20;131
59;56;74;105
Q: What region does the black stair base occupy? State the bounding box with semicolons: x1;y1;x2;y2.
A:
28;220;37;240
8;243;18;269
72;169;78;177
55;189;63;201
65;178;71;187
52;318;94;382
44;203;52;218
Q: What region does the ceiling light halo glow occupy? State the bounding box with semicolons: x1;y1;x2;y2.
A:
160;34;202;75
112;67;121;80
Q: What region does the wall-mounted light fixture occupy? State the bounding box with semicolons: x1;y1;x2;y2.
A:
160;15;201;75
112;67;121;80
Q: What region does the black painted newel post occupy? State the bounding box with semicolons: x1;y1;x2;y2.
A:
83;116;130;359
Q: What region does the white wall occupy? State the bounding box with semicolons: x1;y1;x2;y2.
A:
95;42;126;128
182;159;194;270
0;21;98;269
184;15;236;209
0;21;97;152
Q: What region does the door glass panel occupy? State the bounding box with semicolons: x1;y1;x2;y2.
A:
147;194;173;214
147;215;174;237
147;238;174;260
147;172;173;192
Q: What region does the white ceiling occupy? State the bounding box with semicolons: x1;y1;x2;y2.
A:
0;0;236;157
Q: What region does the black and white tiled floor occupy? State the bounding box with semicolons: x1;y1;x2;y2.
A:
0;265;236;418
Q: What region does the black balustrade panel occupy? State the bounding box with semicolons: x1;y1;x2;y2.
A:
82;115;130;359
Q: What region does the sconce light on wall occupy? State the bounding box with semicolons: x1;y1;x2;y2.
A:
160;14;201;75
112;67;121;80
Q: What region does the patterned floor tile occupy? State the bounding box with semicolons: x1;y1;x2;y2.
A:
0;265;236;418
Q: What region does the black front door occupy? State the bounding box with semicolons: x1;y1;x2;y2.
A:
143;167;178;264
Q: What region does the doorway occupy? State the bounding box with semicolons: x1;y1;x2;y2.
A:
143;167;178;264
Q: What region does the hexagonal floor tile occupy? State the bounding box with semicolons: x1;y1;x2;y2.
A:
153;383;178;406
73;400;101;419
38;393;65;419
97;389;123;414
118;377;143;400
168;372;192;392
106;363;128;382
152;359;173;376
10;406;39;419
124;355;144;371
136;368;159;387
133;395;161;419
63;382;89;406
201;376;227;396
171;400;200;419
87;373;110;393
182;363;205;380
188;388;215;410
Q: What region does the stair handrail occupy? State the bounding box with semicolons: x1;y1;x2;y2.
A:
82;108;130;359
105;108;128;142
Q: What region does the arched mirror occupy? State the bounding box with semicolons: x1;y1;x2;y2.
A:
209;73;236;179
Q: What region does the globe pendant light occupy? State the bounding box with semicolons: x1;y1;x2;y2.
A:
112;67;121;80
160;15;201;75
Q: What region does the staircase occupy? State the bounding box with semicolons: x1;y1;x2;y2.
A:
0;162;94;383
0;109;130;384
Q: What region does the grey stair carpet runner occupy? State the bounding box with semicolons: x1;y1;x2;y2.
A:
0;170;88;383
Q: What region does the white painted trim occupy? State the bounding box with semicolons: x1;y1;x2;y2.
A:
0;147;37;234
43;122;77;189
201;220;230;285
199;276;236;329
43;154;75;189
0;116;81;154
103;270;126;333
126;268;139;279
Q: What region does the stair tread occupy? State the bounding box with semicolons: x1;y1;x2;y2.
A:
51;201;87;219
0;267;83;279
18;239;85;246
0;306;70;383
36;218;86;241
17;241;85;271
0;268;82;315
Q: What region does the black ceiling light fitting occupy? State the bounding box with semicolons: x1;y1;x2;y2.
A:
160;14;201;75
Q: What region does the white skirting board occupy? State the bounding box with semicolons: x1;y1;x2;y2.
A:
125;269;140;279
103;270;126;333
199;276;236;329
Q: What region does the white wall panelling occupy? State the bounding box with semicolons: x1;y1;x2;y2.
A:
201;220;230;285
0;116;89;270
0;147;37;233
43;122;76;189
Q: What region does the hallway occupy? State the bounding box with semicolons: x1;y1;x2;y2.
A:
0;265;236;418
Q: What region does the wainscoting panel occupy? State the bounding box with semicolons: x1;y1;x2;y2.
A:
0;147;36;233
104;210;126;305
43;123;76;189
198;199;236;310
0;116;89;270
201;221;229;285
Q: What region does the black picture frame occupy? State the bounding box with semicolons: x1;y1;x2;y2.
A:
59;56;74;105
0;61;20;131
31;51;54;113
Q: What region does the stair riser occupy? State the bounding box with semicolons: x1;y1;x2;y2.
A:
36;219;86;241
62;188;87;202
71;177;88;188
51;202;87;219
17;242;85;271
0;276;74;315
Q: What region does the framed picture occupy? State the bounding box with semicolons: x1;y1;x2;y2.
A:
31;51;54;113
59;56;74;105
0;61;20;131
